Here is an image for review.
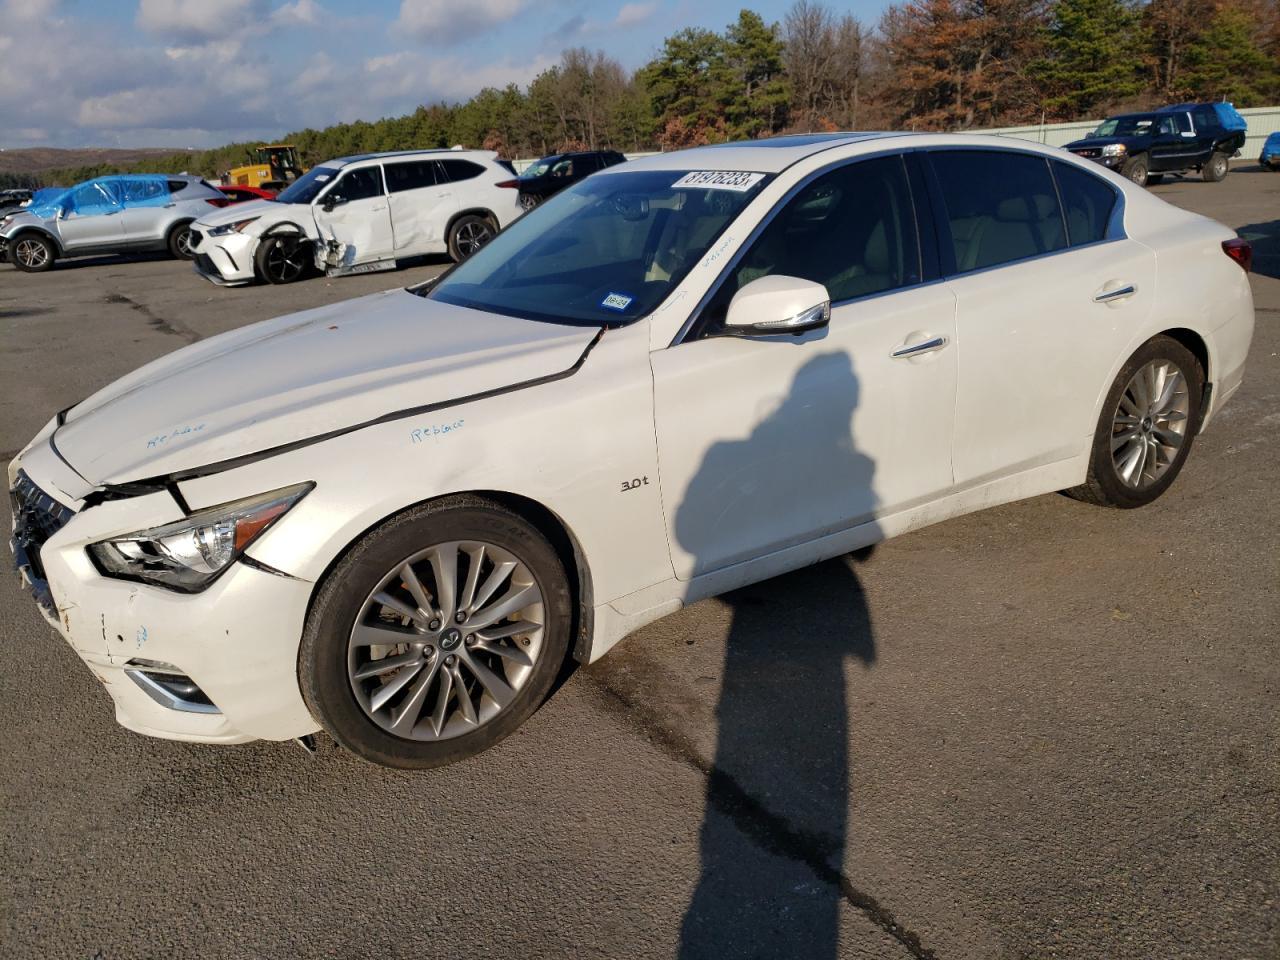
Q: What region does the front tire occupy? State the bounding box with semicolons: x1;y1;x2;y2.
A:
447;214;496;262
254;234;312;284
1121;155;1149;187
1067;335;1204;509
9;233;55;272
167;221;196;259
299;497;573;769
1203;151;1229;182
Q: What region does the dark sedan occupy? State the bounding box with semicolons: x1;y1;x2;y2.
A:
505;150;626;209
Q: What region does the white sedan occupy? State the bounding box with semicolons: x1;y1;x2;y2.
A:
9;133;1254;768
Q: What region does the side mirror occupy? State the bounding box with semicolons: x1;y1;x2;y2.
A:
321;195;346;212
56;206;69;220
723;275;831;338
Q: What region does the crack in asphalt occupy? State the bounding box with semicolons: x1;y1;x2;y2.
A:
103;292;201;344
581;669;939;960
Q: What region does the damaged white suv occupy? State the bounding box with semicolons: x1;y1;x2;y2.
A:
190;149;521;284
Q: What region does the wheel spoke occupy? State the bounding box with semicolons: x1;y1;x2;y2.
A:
429;663;455;734
1117;440;1144;484
1112;429;1139;453
469;582;540;630
449;661;478;724
1154;369;1182;413
369;657;426;712
472;637;534;667
469;560;516;615
477;619;541;642
458;544;486;614
1154;427;1183;449
428;545;458;623
464;653;517;707
350;621;419;650
352;649;421;680
390;657;441;735
372;591;426;626
399;562;436;621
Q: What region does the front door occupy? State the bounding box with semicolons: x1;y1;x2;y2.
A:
314;165;394;268
57;181;125;251
651;155;958;580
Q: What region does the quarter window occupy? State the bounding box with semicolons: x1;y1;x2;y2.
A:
1053;161;1118;246
438;159;486;182
929;150;1066;273
384;160;440;192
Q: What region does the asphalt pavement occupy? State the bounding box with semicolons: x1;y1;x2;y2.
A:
2;168;1277;960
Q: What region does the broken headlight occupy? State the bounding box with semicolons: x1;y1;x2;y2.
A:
88;483;312;592
206;217;260;237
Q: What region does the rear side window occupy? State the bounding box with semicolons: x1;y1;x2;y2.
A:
385;160;440;192
118;178;169;205
929;150;1066;273
438;159;485;183
329;167;384;203
167;180;189;193
1192;106;1216;130
1053;161;1118;246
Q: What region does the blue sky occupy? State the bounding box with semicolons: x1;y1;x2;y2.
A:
0;0;889;150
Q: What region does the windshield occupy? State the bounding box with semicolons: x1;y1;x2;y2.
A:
519;160;554;180
1093;116;1159;138
427;169;771;326
276;165;338;204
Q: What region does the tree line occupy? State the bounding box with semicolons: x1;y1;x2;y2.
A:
12;0;1280;189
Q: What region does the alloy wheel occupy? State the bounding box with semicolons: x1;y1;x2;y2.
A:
175;228;195;257
14;238;48;269
455;221;494;257
265;237;307;282
1110;359;1191;489
348;540;545;741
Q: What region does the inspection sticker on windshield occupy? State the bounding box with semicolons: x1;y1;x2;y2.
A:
601;292;634;312
672;171;764;192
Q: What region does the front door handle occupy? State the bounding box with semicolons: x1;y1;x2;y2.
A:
1094;283;1136;303
891;335;949;359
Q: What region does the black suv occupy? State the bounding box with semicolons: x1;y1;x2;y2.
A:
506;150;627;209
1064;103;1247;187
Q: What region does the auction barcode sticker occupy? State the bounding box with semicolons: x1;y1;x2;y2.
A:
672;171;765;192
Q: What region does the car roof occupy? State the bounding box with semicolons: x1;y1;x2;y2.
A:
329;148;492;167
619;133;919;174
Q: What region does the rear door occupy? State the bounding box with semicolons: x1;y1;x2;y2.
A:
384;158;457;255
313;165;394;266
56;180;125;250
1191;105;1221;160
928;150;1156;485
118;176;172;244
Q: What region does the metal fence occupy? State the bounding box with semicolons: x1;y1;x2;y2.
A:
512;106;1280;170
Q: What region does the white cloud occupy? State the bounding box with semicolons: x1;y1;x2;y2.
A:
271;0;322;27
395;0;526;44
136;0;267;41
614;2;656;27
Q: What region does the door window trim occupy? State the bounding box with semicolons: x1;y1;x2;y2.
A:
673;148;937;346
316;163;388;205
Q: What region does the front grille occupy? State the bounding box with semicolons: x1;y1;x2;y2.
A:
1071;148;1102;159
10;469;74;610
194;251;218;276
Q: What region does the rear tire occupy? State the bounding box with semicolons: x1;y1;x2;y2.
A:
1203;151;1229;182
9;233;55;272
254;233;312;284
1066;335;1204;509
299;497;573;769
447;214;496;262
1121;155;1149;187
166;221;196;260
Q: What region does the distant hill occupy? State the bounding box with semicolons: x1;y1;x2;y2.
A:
0;147;196;176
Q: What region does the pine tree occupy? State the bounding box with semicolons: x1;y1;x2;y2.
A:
1034;0;1145;118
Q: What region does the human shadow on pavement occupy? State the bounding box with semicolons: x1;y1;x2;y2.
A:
675;351;881;959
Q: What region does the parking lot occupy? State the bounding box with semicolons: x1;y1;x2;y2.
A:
2;168;1277;960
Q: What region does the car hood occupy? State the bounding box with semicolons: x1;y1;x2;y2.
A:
1064;135;1148;151
193;197;286;229
53;289;600;485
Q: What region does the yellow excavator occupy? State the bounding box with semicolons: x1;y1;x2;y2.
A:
223;145;304;191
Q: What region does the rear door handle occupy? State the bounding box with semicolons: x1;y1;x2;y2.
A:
891;335;949;359
1094;283;1136;303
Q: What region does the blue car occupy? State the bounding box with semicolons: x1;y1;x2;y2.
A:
1261;132;1280;171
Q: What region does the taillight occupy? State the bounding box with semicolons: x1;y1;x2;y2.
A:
1222;238;1252;272
495;179;519;189
206;197;230;207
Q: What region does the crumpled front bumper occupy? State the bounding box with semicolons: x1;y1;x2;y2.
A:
8;446;319;745
191;228;256;286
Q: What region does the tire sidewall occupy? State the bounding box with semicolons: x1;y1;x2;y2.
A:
167;221;195;259
1204;152;1228;182
299;500;572;769
1087;336;1204;508
1124;156;1149;187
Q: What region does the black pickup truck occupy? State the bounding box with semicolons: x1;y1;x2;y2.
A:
1064;103;1247;187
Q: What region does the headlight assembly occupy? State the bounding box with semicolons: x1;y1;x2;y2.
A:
206;217;260;237
88;483;312;592
1101;144;1127;157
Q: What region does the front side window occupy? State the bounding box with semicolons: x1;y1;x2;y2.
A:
327;167;384;204
67;181;122;216
385;159;440;193
1054;161;1119;247
427;168;769;326
930;150;1066;273
698;155;921;335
